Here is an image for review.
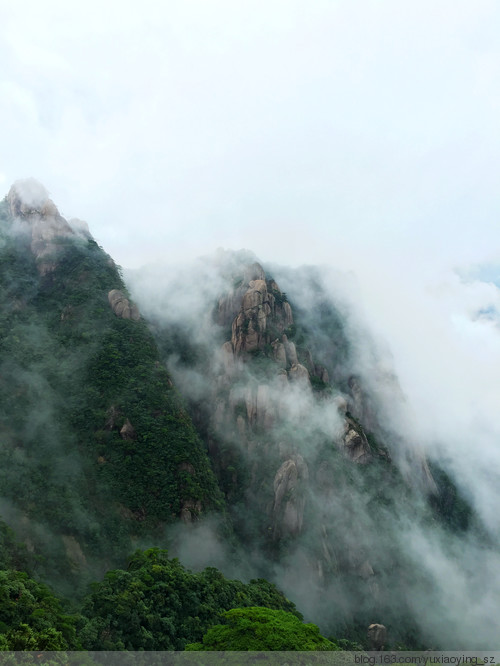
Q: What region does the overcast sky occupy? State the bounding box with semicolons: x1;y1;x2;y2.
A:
2;0;499;274
5;3;500;636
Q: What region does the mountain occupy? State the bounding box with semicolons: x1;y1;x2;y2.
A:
127;252;457;648
0;180;489;649
0;180;223;597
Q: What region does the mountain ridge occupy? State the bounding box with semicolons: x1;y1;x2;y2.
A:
0;180;486;649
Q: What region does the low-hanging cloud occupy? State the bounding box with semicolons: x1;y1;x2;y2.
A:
126;247;500;648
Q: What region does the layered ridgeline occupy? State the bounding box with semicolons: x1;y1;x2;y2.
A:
128;252;480;649
0;180;223;596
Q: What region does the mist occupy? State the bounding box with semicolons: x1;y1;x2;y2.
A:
124;246;500;649
3;0;500;649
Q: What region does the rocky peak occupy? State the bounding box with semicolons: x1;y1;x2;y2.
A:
8;179;53;217
7;179;77;275
227;267;294;355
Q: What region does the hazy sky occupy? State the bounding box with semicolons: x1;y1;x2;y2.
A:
2;0;499;273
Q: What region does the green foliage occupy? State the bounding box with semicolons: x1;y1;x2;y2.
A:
271;288;288;306
80;548;299;650
185;606;338;651
309;374;330;393
0;215;223;595
0;570;80;650
0;522;32;572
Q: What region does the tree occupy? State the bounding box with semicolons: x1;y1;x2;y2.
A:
185;607;339;651
0;570;80;650
80;549;299;651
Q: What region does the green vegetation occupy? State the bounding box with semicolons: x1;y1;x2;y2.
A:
0;549;300;652
0;197;484;651
80;548;298;650
185;606;338;651
0;570;80;650
271;288;288;306
0;201;223;594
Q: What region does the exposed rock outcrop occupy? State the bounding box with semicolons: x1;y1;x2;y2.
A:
120;419;136;440
342;417;372;464
282;335;298;366
7;179;77;275
272;455;309;539
271;340;287;367
225;263;294;355
288;363;310;385
180;499;202;523
108;290;140;321
216;262;266;328
367;623;387;651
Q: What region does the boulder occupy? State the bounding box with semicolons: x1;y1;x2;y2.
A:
343;421;371;464
367;624;387;651
108;290;140;321
120;419;136;440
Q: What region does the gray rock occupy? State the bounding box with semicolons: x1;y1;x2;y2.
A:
367;624;387;651
108;290;140;320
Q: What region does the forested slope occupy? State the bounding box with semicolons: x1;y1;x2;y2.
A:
0;184;223;596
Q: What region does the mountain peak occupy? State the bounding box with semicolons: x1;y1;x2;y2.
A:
6;179;78;275
8;178;56;217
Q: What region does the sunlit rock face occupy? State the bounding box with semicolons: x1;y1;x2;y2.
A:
7;179;77;275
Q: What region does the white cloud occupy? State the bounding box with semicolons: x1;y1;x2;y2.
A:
0;0;499;270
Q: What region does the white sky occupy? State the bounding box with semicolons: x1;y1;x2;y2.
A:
1;0;499;273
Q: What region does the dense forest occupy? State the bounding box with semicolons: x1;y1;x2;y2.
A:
0;182;486;651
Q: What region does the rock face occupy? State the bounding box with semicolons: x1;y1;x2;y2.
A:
7;179;78;275
367;623;387;650
343;417;372;464
288;362;310;385
272;455;309;539
207;260;383;570
180;499;202;523
120;419;136;440
227;271;294;355
181;255;440;618
108;290;140;320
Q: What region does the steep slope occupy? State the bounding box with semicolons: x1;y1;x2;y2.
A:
129;252;478;647
0;181;223;595
0;181;485;647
